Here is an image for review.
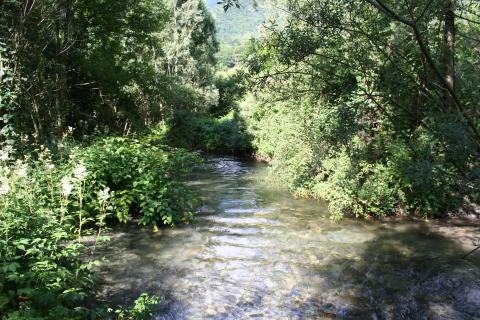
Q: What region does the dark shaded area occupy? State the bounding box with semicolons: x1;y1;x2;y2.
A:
313;224;480;319
165;110;253;155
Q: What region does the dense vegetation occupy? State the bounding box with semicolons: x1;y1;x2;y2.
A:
1;0;479;318
233;0;480;219
0;0;220;147
0;136;199;318
0;0;225;318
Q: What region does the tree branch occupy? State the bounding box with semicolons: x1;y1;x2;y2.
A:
365;0;480;151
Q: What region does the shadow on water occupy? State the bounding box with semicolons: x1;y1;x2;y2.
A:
95;223;480;319
310;223;480;319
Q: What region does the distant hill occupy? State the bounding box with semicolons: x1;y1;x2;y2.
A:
207;0;277;46
206;0;281;67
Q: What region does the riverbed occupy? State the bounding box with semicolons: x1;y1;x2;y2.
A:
95;157;480;319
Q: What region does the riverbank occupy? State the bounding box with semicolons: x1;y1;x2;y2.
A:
249;150;480;223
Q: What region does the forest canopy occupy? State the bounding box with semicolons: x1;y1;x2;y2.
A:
0;0;218;149
230;0;480;218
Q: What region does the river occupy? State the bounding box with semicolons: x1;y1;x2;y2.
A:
95;157;480;319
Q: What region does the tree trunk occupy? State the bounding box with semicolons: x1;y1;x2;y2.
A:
444;0;456;106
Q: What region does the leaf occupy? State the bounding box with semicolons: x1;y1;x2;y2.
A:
6;262;20;272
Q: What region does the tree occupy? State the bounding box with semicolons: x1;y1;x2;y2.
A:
0;0;220;146
236;0;480;217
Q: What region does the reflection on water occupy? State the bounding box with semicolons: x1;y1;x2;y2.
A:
95;157;480;319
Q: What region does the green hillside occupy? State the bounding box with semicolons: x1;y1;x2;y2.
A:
207;0;280;67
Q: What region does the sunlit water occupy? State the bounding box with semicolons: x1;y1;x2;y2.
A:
95;157;480;319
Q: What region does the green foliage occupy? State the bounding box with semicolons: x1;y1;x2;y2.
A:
0;135;198;318
164;0;218;85
0;42;18;148
112;294;159;320
163;65;251;155
0;0;220;149
207;0;283;68
241;88;475;218
76;136;200;227
238;0;480;218
165;111;251;154
0;151;96;319
211;70;246;117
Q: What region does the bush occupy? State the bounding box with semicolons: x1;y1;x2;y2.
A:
239;92;473;219
165;110;251;154
312;149;403;219
0;136;200;318
75;136;201;227
111;293;159;320
0;150;96;319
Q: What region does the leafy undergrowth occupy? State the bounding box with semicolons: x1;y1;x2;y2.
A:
0;136;200;319
165;110;251;155
239;94;479;220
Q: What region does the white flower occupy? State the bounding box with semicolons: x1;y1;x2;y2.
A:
73;163;87;180
97;187;111;202
17;164;27;177
46;163;55;171
61;176;73;198
0;181;10;196
0;146;13;162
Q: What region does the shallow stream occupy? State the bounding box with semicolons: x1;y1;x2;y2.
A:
96;157;480;319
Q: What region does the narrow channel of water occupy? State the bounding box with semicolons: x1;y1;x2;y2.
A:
95;157;480;319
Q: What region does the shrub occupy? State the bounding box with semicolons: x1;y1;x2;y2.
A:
0;151;96;319
239;92;473;219
73;136;201;227
0;136;199;318
165;110;251;154
111;293;159;320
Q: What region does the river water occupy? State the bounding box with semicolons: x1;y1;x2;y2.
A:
96;157;480;319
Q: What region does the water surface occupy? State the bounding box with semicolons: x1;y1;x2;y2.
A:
96;157;480;319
